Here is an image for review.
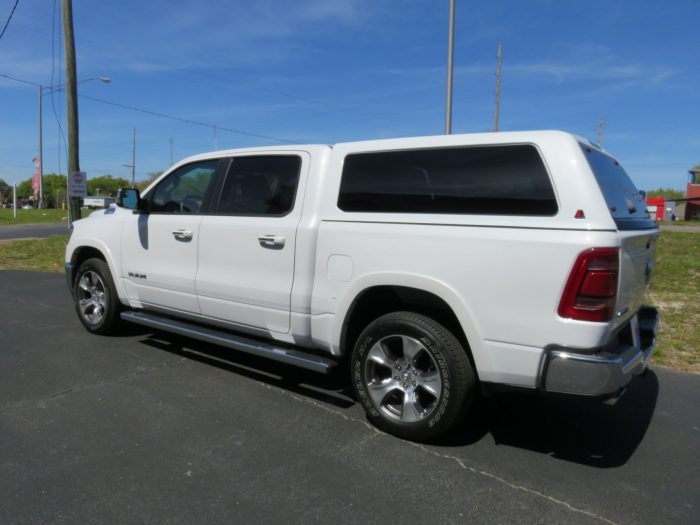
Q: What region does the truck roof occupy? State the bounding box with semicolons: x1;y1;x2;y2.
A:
176;130;600;166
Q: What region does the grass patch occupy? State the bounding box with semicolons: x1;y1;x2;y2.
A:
646;231;700;373
0;208;69;225
0;235;68;272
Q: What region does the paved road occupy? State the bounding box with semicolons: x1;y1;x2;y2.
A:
0;222;69;241
0;271;698;524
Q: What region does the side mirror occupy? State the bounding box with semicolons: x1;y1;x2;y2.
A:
117;188;147;212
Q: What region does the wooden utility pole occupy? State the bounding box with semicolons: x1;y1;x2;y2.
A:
169;136;174;165
61;0;81;222
493;42;503;132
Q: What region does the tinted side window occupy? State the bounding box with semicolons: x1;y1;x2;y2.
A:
150;160;221;213
338;145;557;215
216;156;301;216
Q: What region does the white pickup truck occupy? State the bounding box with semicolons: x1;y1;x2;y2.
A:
65;130;659;441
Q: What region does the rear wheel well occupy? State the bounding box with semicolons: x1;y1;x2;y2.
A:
341;286;474;369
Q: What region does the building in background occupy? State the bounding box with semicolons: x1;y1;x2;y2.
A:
685;168;700;220
82;196;115;209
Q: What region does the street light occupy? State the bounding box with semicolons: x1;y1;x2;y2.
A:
38;76;110;208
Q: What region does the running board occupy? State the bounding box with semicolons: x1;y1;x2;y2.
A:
120;311;338;374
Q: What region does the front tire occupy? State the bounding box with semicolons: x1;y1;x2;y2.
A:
73;258;122;335
351;311;476;442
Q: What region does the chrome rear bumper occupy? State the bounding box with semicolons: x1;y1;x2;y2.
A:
540;306;659;397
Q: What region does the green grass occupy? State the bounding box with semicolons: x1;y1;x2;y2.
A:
646;231;700;373
0;230;697;373
0;235;68;272
0;208;69;225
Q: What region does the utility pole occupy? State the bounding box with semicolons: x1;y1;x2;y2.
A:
493;42;503;132
597;115;606;148
131;127;136;187
445;0;456;135
123;128;136;187
169;135;174;165
61;0;81;223
38;87;44;207
213;123;218;150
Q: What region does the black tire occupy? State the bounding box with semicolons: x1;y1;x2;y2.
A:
351;311;476;442
72;257;122;335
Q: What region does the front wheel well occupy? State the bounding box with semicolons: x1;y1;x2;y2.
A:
341;285;474;369
69;246;107;286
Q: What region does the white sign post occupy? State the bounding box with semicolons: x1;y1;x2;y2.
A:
13;183;16;219
68;171;87;198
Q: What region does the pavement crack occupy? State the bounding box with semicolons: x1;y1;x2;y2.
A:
406;443;619;525
257;378;618;525
0;361;180;414
12;297;65;312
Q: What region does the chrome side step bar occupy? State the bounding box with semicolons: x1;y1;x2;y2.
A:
120;311;338;374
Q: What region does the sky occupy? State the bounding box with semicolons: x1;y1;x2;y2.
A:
0;0;698;191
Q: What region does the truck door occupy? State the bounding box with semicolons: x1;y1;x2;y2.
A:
196;153;308;334
121;159;225;314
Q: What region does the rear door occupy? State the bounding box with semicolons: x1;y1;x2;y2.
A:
121;159;225;314
582;146;658;327
195;153;307;334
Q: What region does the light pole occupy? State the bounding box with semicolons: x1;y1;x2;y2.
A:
445;0;456;135
38;76;110;208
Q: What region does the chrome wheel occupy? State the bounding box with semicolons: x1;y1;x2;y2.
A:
364;335;442;423
77;271;107;325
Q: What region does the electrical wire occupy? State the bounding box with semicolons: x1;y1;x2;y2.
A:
0;73;298;145
0;0;20;41
49;0;68;175
76;93;298;144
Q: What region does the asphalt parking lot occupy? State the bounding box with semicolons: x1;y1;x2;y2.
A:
1;271;698;524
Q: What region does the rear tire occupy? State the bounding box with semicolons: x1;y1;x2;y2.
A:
351;311;476;442
73;258;122;335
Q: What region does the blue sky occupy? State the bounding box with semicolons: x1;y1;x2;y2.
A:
0;0;698;191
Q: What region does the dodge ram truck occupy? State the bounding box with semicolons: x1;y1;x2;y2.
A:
65;130;659;441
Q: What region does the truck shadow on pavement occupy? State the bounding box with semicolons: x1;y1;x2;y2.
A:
137;330;658;469
435;371;660;468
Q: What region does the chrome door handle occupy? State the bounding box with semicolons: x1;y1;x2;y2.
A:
258;235;285;249
172;229;193;241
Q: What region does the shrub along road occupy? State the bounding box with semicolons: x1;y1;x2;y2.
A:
0;271;698;524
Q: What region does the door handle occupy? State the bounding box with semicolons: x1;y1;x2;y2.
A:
172;229;193;241
258;235;285;249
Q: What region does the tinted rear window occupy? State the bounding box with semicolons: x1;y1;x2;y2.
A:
338;145;557;215
581;145;650;221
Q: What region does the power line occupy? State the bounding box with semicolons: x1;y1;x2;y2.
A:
50;0;68;175
0;0;20;41
77;93;297;144
1;72;298;145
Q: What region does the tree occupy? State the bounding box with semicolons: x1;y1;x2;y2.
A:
0;177;11;202
42;174;68;208
137;171;163;192
87;175;130;197
646;188;686;200
16;179;32;200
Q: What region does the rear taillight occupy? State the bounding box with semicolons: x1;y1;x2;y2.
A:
558;248;619;322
